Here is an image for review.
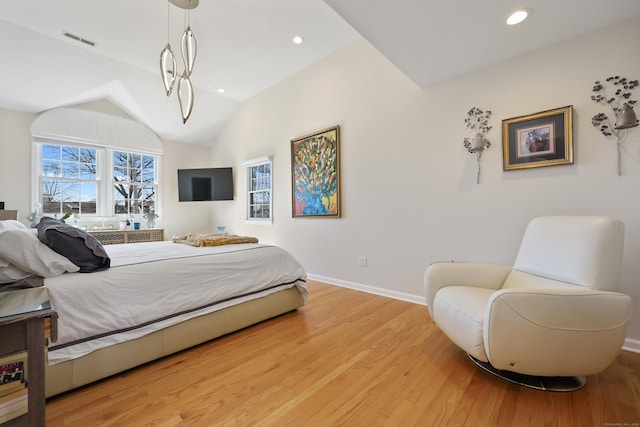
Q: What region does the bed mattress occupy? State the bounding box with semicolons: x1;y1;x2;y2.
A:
45;241;307;365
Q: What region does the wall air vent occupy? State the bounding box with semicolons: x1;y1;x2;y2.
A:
63;31;96;47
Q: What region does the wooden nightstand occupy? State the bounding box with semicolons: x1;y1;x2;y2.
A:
0;288;57;426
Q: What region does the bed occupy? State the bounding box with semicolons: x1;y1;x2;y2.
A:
0;220;307;397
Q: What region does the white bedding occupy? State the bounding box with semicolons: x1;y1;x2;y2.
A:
45;241;307;365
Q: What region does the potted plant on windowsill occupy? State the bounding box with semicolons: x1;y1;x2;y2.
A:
59;211;73;223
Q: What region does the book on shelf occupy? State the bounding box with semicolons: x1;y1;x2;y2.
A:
0;390;27;410
0;387;27;405
0;351;27;372
0;403;28;423
0;391;28;423
0;351;27;400
0;407;28;424
0;379;25;397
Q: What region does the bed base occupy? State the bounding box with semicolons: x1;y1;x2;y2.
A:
46;286;305;397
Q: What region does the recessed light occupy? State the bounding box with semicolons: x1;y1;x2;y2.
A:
506;8;531;25
207;84;225;94
292;35;304;45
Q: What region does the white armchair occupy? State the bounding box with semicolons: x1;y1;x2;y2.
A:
424;216;632;390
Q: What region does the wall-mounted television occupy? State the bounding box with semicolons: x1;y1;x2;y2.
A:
177;167;234;201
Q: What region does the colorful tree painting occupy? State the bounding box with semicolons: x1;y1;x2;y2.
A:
291;126;340;217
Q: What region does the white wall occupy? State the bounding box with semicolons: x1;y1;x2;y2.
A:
0;101;213;239
212;17;640;349
0;109;33;211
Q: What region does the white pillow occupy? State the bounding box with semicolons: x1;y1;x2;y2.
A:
0;220;29;229
0;229;79;280
0;258;31;283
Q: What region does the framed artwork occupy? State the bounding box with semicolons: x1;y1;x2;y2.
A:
502;106;573;171
291;125;340;218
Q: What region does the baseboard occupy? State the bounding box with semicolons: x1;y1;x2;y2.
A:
306;274;427;306
307;273;640;355
623;338;640;354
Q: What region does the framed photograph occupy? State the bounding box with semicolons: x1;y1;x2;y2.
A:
502;106;573;171
291;125;340;218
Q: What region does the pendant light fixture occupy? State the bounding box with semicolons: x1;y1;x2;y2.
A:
160;0;198;124
160;2;177;97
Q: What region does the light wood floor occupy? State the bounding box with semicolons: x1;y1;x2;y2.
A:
46;280;640;426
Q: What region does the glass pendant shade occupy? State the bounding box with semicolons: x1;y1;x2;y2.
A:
181;26;197;77
178;72;194;124
160;44;177;96
615;103;639;129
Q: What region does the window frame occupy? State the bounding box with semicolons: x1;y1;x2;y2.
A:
242;156;273;224
38;143;100;217
111;150;159;217
32;137;162;220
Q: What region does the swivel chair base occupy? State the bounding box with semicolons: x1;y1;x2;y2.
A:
468;354;587;392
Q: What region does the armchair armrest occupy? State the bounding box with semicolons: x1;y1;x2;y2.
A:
424;262;512;314
485;288;633;376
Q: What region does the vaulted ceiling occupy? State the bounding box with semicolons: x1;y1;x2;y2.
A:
1;0;639;146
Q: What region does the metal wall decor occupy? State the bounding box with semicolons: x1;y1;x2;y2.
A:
591;76;639;175
160;0;198;124
462;107;492;184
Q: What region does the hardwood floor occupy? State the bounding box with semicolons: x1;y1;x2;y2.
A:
46;280;640;426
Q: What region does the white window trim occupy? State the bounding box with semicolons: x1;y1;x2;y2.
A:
109;150;162;218
242;156;272;224
32;137;162;220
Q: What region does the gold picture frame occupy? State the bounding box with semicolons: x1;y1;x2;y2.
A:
291;125;340;218
502;106;573;171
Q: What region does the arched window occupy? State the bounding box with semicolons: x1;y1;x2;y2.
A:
31;108;163;219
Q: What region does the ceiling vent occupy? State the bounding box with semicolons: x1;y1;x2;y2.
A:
63;31;96;47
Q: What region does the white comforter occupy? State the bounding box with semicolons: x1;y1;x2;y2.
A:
45;242;307;364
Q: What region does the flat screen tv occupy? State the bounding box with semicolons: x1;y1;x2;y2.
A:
177;167;234;201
